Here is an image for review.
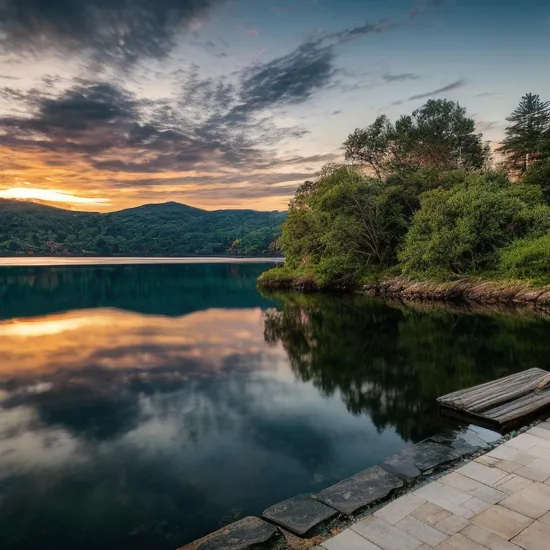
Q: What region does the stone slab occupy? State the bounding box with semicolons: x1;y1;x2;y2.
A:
429;428;490;455
351;516;423;550
315;466;403;516
471;505;533;540
413;481;471;512
179;516;279;550
411;502;452;527
373;494;426;525
511;520;550;550
380;442;459;482
500;483;550;519
467;426;502;444
395;515;448;546
456;462;508;486
435;533;488;549
321;529;382;550
461;524;522;550
262;494;337;536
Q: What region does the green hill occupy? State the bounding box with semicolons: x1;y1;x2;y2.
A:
0;200;286;257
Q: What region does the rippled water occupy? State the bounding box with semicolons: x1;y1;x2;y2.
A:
1;263;550;550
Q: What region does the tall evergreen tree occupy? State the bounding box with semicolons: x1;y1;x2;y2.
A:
499;93;550;172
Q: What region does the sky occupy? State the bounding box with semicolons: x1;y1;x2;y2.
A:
0;0;548;212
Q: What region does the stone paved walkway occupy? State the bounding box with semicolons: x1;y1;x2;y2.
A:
319;421;550;550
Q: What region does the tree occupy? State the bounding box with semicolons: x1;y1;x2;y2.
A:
392;99;488;171
277;165;408;285
344;100;488;177
499;93;550;172
344;115;392;179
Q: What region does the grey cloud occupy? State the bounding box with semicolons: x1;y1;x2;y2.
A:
0;0;225;66
393;79;467;105
382;73;420;83
408;79;466;101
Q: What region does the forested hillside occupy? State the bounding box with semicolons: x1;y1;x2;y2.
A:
0;200;286;256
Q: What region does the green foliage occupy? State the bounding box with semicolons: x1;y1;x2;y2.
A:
522;158;550;204
344;114;392;179
0;200;286;257
499;233;550;281
344;99;488;177
399;173;545;276
499;93;550;171
277;165;408;286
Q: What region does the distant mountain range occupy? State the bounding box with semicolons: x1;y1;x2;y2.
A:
0;200;287;257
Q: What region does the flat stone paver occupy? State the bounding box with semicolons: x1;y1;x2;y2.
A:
412;502;452;527
262;494;337;535
495;474;534;495
351;517;423;550
316;466;403;516
380;442;460;482
461;524;522;550
500;483;550;519
456;462;508;486
318;424;550;550
179;516;278;550
511;520;550;549
471;506;532;540
513;465;550;482
435;533;487;549
321;528;382;550
395;515;448;546
374;494;426;525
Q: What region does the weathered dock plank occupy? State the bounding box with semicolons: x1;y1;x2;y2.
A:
438;368;550;430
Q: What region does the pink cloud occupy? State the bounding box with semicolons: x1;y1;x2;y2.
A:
244;28;259;36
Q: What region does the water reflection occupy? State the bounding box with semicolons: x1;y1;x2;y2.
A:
263;292;550;441
1;265;550;550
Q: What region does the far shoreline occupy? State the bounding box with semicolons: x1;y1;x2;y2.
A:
0;256;284;267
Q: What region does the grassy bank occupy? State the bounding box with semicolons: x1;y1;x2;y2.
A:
259;267;550;309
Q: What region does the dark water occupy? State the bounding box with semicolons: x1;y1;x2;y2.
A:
1;264;550;550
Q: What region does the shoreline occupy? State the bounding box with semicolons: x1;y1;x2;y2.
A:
258;275;550;311
180;417;550;550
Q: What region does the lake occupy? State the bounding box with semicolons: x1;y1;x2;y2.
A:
1;262;550;550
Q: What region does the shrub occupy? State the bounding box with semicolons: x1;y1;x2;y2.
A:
399;173;540;276
522;159;550;205
277;165;408;283
499;233;550;280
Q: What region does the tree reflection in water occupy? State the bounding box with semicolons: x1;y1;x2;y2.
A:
263;291;550;442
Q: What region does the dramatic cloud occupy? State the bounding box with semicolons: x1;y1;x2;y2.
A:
228;42;336;121
0;0;224;65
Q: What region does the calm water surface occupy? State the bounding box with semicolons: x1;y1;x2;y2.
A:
1;263;550;550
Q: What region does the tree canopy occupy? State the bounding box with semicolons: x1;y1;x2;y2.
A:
499;93;550;171
344;99;488;178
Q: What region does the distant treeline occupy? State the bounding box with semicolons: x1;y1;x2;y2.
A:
0;200;286;257
261;94;550;287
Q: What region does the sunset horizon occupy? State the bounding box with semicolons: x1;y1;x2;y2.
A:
0;0;548;211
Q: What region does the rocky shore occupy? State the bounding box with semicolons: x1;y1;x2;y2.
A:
259;276;550;311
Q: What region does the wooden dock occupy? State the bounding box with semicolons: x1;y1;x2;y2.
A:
438;368;550;431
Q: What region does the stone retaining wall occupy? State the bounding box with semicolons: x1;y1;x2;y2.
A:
178;426;510;550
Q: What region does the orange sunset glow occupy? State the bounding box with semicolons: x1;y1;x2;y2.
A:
0;308;283;376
